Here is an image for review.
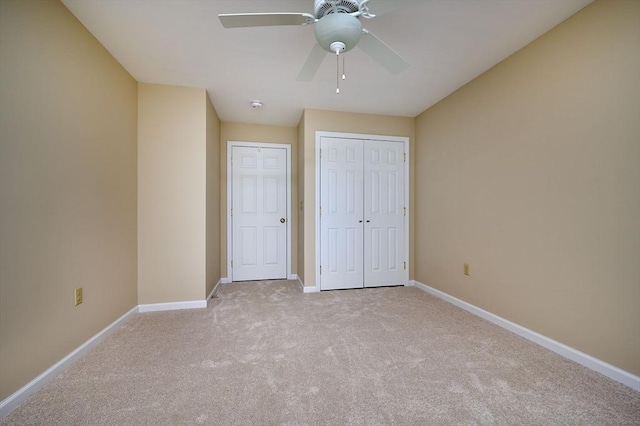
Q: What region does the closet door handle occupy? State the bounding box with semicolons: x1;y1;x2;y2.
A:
366;220;371;223
359;220;363;223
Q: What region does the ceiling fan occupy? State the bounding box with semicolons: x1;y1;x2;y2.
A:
219;0;422;86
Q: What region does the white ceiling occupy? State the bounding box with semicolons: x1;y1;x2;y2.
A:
61;0;592;127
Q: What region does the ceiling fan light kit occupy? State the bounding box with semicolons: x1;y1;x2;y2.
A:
219;0;412;92
314;13;362;53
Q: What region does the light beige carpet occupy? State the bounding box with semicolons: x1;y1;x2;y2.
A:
2;280;639;425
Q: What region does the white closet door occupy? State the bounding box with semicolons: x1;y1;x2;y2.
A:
232;146;287;281
319;138;364;290
363;140;406;287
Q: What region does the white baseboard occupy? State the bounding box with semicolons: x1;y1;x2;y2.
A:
292;275;320;293
0;306;139;419
302;283;320;293
409;280;640;392
206;279;222;306
222;276;302;285
138;299;207;313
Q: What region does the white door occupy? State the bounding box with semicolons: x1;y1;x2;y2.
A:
319;137;406;290
231;146;287;281
364;140;406;287
319;138;364;290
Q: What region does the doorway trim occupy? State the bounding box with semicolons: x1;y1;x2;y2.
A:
315;131;410;292
227;141;292;282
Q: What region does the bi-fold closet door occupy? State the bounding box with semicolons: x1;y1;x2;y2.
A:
319;136;406;290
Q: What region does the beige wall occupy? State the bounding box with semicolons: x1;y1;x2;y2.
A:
415;0;639;375
300;109;415;287
138;84;208;303
0;0;138;400
219;122;299;279
206;96;222;296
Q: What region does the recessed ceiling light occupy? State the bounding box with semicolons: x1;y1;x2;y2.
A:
251;100;263;109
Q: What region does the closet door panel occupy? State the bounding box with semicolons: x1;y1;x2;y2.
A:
319;138;364;290
364;140;406;287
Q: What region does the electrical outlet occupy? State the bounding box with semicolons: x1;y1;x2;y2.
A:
74;287;83;306
463;263;470;276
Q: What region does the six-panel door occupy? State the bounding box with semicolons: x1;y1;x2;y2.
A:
232;146;287;281
320;138;365;290
363;140;406;287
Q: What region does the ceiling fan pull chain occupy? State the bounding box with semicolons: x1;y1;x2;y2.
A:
342;55;346;80
336;50;340;94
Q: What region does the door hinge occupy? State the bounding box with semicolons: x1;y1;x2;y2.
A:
403;207;406;216
230;209;233;217
319;149;322;158
319;206;322;217
231;260;233;268
320;266;322;275
403;261;406;270
403;152;406;162
231;156;233;165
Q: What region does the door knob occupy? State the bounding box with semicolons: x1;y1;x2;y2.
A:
280;218;286;223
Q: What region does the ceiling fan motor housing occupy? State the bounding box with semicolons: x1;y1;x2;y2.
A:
314;0;360;18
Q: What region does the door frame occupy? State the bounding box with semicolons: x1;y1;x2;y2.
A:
315;131;410;291
227;141;292;282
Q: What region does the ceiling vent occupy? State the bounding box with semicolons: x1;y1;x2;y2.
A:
314;0;360;18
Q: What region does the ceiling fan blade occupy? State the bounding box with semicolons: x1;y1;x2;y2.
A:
296;44;328;81
218;13;316;29
358;30;409;75
366;0;429;17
